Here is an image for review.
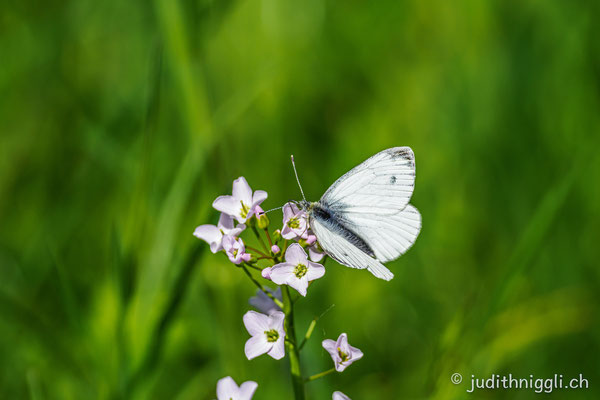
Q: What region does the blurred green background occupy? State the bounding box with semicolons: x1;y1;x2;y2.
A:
1;0;599;399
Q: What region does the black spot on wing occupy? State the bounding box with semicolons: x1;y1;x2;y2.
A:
390;176;397;184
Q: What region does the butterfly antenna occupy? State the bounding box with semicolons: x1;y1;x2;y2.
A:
263;206;283;214
290;155;307;202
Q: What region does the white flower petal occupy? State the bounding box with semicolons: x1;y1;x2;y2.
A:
244;334;272;360
322;339;338;357
308;246;325;262
282;202;298;220
213;196;242;220
285;243;307;265
288;276;308;297
261;267;273;280
243;311;270;336
217;213;235;231
335;361;348;372
238;381;258;400
333;391;352;400
306;262;325;281
229;224;246;237
281;225;296;240
216;376;239;400
269;263;295;285
337;335;352;359
193;225;222;253
222;235;235;252
350;345;364;361
232;177;253;205
268;311;286;333
267;337;286;360
336;333;349;351
252;190;268;207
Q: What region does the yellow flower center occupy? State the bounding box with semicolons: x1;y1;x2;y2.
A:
265;329;279;343
287;216;300;229
337;347;350;362
240;201;250;219
294;263;307;278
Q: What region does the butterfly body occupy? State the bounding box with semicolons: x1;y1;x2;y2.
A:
297;147;422;281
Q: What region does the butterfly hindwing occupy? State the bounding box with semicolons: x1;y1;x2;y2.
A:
340;204;421;262
309;215;394;281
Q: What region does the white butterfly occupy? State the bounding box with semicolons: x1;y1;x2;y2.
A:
292;147;421;281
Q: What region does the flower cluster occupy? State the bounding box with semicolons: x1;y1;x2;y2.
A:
282;202;325;262
195;176;362;399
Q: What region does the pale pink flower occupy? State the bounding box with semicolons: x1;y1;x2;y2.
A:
215;376;257;400
222;235;250;264
261;267;272;280
306;233;325;262
269;243;325;296
193;213;245;253
271;244;280;254
322;333;363;372
281;202;309;240
213;177;267;224
243;311;286;360
333;392;351;400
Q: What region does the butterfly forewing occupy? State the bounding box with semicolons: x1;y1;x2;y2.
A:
321;147;416;214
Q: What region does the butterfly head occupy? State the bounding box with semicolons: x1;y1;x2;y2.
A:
299;199;311;211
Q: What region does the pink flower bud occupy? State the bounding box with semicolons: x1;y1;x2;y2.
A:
261;267;272;280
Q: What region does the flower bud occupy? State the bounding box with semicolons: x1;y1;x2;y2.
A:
262;267;273;280
272;229;281;242
271;244;280;255
256;206;270;229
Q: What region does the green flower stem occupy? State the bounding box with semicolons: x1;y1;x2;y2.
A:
251;226;269;253
244;263;263;271
240;264;284;309
281;239;290;255
264;228;273;247
298;317;318;351
282;286;305;399
245;245;268;258
304;368;336;383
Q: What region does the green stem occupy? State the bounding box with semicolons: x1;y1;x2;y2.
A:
244;263;263;271
264;228;273;247
298;317;317;351
282;286;305;399
246;245;268;258
241;264;284;309
251;226;269;253
305;368;336;382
